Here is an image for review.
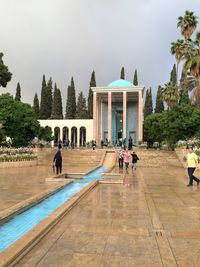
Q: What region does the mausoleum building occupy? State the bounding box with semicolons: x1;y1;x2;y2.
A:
39;79;144;147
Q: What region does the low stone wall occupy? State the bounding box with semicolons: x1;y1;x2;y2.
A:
0;160;38;168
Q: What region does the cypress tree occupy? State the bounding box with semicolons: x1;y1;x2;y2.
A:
143;88;153;119
155;86;164;113
133;69;138;85
179;70;190;104
76;91;87;119
46;77;53;118
39;75;49;119
65;85;71;119
120;67;125;80
149;88;153;114
51;84;63;119
65;77;76;119
87;71;96;119
15;82;21;101
33;93;39;117
170;64;177;86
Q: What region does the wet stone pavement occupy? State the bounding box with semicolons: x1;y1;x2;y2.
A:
13;150;200;266
0;149;103;212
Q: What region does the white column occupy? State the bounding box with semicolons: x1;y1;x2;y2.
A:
96;96;99;144
98;100;102;144
138;90;143;142
108;91;112;142
69;127;71;144
123;91;127;140
51;127;54;147
77;128;80;147
93;92;97;141
60;127;63;143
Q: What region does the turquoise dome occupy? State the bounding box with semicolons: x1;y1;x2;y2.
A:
107;79;133;87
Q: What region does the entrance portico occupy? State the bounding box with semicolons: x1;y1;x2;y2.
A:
92;79;144;146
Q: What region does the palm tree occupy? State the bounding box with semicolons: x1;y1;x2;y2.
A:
184;54;200;106
195;31;200;52
184;32;200;107
171;39;185;85
177;10;198;40
162;82;178;109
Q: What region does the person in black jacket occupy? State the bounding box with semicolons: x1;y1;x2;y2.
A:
53;144;62;175
131;151;139;176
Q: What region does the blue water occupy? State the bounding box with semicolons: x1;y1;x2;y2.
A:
0;166;107;252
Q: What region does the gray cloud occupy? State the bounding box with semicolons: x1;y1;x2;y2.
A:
0;0;200;107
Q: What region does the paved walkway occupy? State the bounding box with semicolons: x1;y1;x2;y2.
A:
16;151;200;266
0;149;103;212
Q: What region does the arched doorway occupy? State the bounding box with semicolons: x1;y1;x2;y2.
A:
71;127;77;147
80;127;86;147
63;127;69;146
54;127;60;147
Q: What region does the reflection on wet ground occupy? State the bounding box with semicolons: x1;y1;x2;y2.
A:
10;149;200;266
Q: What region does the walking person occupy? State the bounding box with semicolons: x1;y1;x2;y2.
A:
124;148;131;173
118;147;124;168
131;151;139;176
53;144;62;175
186;147;200;186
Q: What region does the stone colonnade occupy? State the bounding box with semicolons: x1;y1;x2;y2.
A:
39;120;93;147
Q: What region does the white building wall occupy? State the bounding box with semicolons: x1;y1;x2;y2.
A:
39;119;93;146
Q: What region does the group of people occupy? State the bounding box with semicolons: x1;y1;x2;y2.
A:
118;147;139;175
53;143;200;186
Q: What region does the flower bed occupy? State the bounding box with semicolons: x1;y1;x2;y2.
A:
176;138;200;149
0;147;37;162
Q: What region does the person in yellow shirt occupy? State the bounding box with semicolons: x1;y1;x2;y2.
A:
187;147;200;186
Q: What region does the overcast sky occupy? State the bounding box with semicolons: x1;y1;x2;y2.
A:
1;0;200;107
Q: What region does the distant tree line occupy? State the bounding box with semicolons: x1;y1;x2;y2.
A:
33;67;139;120
143;10;200;148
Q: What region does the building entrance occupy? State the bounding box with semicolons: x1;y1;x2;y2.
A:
115;111;123;146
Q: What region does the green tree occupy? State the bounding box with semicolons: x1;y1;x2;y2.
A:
144;113;165;144
33;93;40;117
133;69;138;85
120;67;125;80
179;69;191;104
46;77;53;118
163;103;200;145
170;11;199;106
39;75;49;119
38;126;53;142
0;93;40;147
145;103;200;147
177;10;198;40
65;77;76;119
170;64;177;86
184;31;200;107
15;82;21;101
87;71;96;119
51;84;63;119
171;40;184;84
76;91;87;119
0;53;12;88
162;81;178;109
143;88;153;119
155;86;164;113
